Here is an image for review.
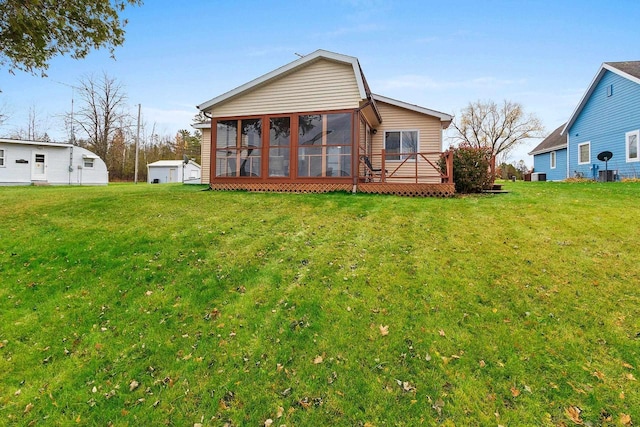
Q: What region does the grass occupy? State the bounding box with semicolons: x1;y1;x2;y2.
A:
0;181;638;426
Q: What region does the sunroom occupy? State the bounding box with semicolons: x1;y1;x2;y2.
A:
196;50;455;196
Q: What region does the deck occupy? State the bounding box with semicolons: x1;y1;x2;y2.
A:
207;150;455;197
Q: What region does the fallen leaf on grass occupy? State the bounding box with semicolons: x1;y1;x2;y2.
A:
510;387;520;397
620;413;632;426
432;398;444;415
395;379;416;392
313;355;323;364
379;325;389;336
622;362;635;370
264;419;273;427
565;406;583;425
625;373;636;381
592;370;605;380
438;329;446;337
129;380;140;392
24;403;34;414
276;406;284;418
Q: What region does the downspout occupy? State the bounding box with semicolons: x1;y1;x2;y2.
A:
69;146;73;185
203;110;213;188
351;112;359;193
566;133;570;179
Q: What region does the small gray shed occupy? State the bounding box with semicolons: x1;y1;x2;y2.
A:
147;159;201;184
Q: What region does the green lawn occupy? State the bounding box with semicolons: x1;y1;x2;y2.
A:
0;182;638;426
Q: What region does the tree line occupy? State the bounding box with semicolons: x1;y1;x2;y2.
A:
2;72;202;182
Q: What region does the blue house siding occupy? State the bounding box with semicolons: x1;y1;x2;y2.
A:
533;148;567;181
568;70;640;179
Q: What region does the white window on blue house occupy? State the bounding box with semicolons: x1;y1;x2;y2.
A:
550;151;556;169
626;130;639;162
0;149;5;167
578;142;590;165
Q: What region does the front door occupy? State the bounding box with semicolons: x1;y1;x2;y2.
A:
32;152;47;181
168;168;177;182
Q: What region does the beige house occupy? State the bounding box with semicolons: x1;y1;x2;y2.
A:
195;50;454;196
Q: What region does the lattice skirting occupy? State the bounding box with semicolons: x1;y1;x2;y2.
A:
209;182;455;197
357;183;455;197
209;183;353;194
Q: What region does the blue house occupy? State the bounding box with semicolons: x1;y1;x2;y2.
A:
530;61;640;180
529;123;567;181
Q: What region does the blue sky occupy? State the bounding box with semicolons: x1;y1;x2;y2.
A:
1;0;639;164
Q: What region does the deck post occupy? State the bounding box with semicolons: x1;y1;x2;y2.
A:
381;149;386;182
446;150;454;183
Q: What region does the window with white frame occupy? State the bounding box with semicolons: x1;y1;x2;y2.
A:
0;148;4;167
384;130;419;161
626;130;639;162
578;142;590;165
83;157;95;168
550;150;556;169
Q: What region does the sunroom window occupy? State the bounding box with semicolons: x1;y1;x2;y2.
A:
298;113;352;177
269;117;290;177
215;119;262;177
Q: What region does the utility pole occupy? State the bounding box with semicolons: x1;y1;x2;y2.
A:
134;104;141;183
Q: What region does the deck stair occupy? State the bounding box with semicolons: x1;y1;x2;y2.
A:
483;183;508;194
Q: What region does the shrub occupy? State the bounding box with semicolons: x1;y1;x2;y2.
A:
439;144;493;193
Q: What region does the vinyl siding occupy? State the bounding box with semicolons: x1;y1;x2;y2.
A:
201;128;211;183
371;101;444;183
533;148;567;181
211;59;362;118
569;71;640;179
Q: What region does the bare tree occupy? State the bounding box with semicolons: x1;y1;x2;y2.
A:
451;100;544;159
0;101;10;132
11;104;50;141
74;72;130;161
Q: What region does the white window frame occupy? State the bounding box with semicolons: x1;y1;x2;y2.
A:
0;148;5;167
625;130;639;163
384;129;420;162
83;157;95;169
578;142;591;165
550;150;556;169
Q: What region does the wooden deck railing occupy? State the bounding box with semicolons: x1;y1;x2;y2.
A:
361;149;453;184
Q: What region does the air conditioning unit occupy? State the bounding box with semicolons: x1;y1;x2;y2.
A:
598;170;615;182
531;172;546;182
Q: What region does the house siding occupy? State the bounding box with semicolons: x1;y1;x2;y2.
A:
201;128;211;183
569;70;640;179
371;101;444;183
533;148;567;181
211;59;362;118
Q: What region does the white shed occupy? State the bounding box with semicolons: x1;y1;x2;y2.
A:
0;138;108;186
147;159;201;184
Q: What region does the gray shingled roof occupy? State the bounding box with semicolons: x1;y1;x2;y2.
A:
605;61;640;79
529;123;567;155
